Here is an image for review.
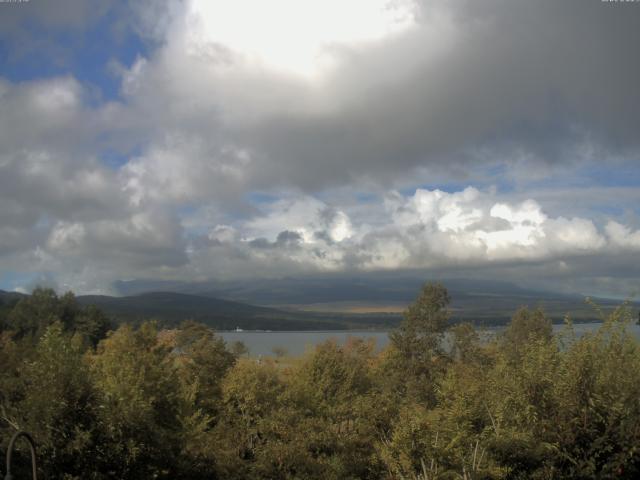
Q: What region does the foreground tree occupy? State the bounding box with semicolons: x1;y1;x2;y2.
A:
386;282;451;403
2;285;640;479
500;306;553;361
550;307;640;478
89;322;185;478
174;320;236;416
0;323;97;479
5;288;111;346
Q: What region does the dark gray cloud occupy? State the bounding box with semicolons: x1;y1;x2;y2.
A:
235;0;640;190
1;0;640;296
103;0;640;199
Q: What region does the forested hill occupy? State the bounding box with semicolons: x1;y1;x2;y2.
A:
0;289;25;304
2;289;394;331
112;276;637;326
74;292;340;330
2;283;637;330
75;291;394;331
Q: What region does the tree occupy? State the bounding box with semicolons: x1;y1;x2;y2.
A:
549;306;640;478
6;288;67;340
0;323;98;479
72;304;112;348
213;358;285;479
501;307;553;361
391;282;451;355
450;322;482;364
230;340;249;357
387;282;452;403
5;288;111;346
175;320;236;416
89;322;184;479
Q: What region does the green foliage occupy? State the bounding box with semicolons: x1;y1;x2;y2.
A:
2;285;640;479
5;288;112;346
450;322;483;364
392;282;451;354
387;282;451;403
549;306;640;478
0;294;21;333
88;322;183;478
213;340;385;479
500;306;553;361
213;358;286;478
174;320;236;416
230;340;249;357
0;323;97;479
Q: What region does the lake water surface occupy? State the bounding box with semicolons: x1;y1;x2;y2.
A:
220;323;640;357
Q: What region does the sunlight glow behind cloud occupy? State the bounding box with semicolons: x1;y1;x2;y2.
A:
187;0;416;77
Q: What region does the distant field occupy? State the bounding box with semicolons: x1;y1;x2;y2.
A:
278;302;408;314
275;298;632;326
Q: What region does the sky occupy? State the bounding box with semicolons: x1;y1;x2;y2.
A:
1;0;639;298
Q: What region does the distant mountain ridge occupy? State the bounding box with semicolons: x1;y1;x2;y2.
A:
75;291;359;331
114;276;572;304
0;289;26;305
3;276;637;331
112;276;636;326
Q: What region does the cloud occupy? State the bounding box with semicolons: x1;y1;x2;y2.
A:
0;75;188;292
244;196;353;243
606;222;640;250
1;0;639;296
106;0;640;196
178;188;633;285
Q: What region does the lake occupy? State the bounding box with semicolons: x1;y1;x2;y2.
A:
220;323;640;357
220;330;390;357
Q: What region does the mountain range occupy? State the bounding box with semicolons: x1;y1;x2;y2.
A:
2;276;636;331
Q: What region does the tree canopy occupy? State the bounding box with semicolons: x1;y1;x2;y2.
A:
1;283;640;479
